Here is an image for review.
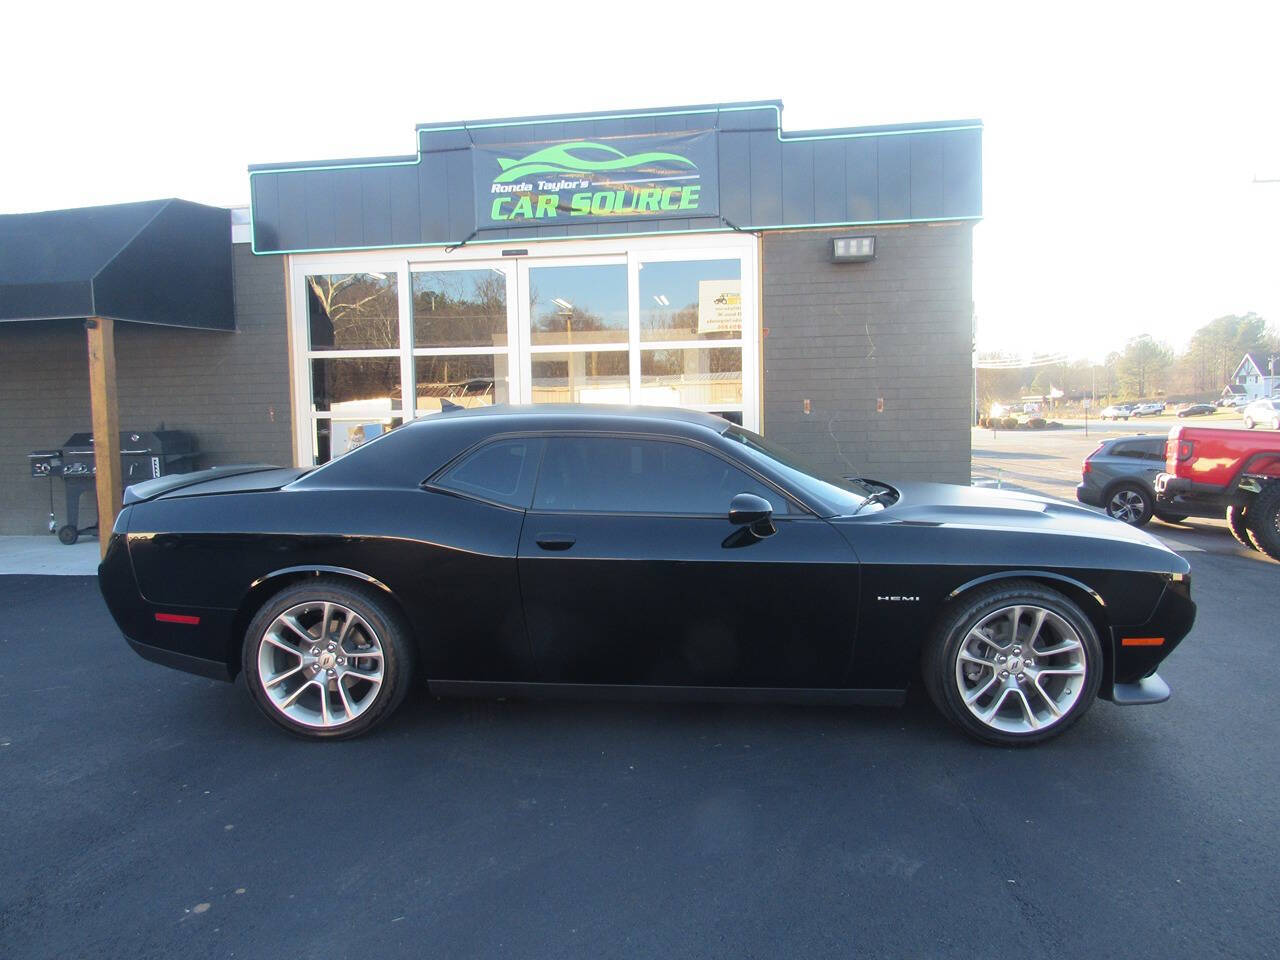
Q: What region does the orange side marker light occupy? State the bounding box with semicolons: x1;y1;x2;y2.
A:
1121;636;1165;647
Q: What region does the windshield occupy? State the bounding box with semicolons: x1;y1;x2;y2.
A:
721;425;878;514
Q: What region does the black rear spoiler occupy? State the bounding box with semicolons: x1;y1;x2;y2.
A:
122;464;281;505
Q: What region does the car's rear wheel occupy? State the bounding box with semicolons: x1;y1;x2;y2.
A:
1105;483;1153;526
923;581;1102;746
1244;485;1280;562
242;578;414;739
1226;504;1256;551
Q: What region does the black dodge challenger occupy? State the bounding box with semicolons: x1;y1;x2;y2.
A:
100;405;1195;745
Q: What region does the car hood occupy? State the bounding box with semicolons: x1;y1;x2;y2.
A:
845;481;1182;553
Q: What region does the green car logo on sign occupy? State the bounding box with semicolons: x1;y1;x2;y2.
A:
475;130;719;229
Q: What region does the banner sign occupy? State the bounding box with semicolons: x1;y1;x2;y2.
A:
474;130;719;229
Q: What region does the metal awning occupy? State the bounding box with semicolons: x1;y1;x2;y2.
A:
0;198;233;330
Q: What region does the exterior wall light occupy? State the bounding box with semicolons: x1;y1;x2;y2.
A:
831;236;875;262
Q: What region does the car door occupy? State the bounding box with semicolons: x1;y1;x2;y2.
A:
517;433;860;688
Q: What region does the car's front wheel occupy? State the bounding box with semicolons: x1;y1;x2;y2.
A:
242;578;414;739
1105;483;1153;526
922;581;1103;746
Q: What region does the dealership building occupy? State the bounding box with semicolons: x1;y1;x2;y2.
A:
0;100;981;537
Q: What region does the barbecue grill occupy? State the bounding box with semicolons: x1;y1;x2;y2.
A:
28;430;198;543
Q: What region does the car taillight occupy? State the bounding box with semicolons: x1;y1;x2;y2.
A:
1082;444;1103;474
1177;439;1194;462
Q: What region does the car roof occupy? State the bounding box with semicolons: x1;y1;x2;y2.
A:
400;403;733;434
1100;434;1162;447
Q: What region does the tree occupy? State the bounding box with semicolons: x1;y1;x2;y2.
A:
1117;335;1174;398
1183;313;1273;390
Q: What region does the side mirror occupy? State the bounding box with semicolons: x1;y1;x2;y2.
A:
728;492;776;538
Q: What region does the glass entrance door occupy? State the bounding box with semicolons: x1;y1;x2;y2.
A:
518;257;631;406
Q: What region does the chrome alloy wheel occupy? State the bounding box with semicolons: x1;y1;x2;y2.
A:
256;601;385;729
1106;488;1147;524
954;604;1087;734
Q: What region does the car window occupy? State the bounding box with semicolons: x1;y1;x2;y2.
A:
532;435;792;516
434;437;544;508
1139;439;1166;461
1108;442;1141;458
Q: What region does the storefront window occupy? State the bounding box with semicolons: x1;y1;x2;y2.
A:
310;357;401;414
315;416;404;464
530;350;629;405
306;272;399;350
528;264;628;346
415;354;509;414
412;269;508;348
639;348;742;406
638;259;741;342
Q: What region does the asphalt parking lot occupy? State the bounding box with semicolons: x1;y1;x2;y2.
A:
3;515;1278;960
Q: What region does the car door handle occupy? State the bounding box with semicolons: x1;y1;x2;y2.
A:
535;533;576;551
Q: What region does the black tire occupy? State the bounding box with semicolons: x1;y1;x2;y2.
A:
57;524;79;545
922;580;1103;746
1244;485;1280;562
1226;504;1256;551
1243;417;1255;429
242;578;415;740
1153;509;1188;525
1104;482;1153;526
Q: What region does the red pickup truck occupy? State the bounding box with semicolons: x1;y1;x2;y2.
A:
1155;425;1280;559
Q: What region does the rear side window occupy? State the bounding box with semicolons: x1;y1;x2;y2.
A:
532;435;791;516
434;437;544;508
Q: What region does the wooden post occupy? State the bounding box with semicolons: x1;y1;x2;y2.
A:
86;317;122;559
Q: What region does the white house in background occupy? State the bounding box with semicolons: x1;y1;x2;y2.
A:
1230;352;1280;400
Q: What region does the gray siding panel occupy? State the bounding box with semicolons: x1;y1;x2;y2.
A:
748;130;783;226
908;133;945;219
845;139;878;222
388;165;420;245
359;167;393;248
761;223;974;485
876;137;910;221
943;128;983;218
302;172;336;250
718;132;752;225
332;173;364;247
782;140;815;226
812;140;845;223
417;153;451;242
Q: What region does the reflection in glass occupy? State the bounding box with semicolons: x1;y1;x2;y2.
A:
528;264;628;346
640;348;742;406
415;355;509;414
638;259;741;342
311;358;401;414
315;416;403;465
307;273;399;350
412;269;508;348
530;351;630;405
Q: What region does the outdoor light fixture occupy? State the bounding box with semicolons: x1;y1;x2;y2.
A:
831;236;875;263
551;297;574;312
652;294;669;307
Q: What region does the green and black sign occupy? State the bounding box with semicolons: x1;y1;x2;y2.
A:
474;130;718;228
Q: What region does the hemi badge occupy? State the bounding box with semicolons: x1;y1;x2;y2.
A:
155;612;201;625
1121;636;1164;647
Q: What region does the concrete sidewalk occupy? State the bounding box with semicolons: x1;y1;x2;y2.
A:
0;536;101;575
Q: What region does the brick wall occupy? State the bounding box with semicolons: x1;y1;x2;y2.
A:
761;223;974;485
0;245;291;535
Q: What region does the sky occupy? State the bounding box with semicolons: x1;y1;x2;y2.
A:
2;0;1276;361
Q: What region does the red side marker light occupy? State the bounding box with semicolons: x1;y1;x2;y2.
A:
155;612;201;625
1121;636;1164;647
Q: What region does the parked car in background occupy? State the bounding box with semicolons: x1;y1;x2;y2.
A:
1131;402;1165;417
1100;404;1132;421
1218;395;1246;408
1156;424;1280;559
1076;434;1186;527
1177;403;1216;418
99;405;1195;746
1240;398;1280;430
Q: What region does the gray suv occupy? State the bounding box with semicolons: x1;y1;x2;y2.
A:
1075;435;1187;526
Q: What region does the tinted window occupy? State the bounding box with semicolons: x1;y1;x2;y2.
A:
435;438;544;508
532;436;787;515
